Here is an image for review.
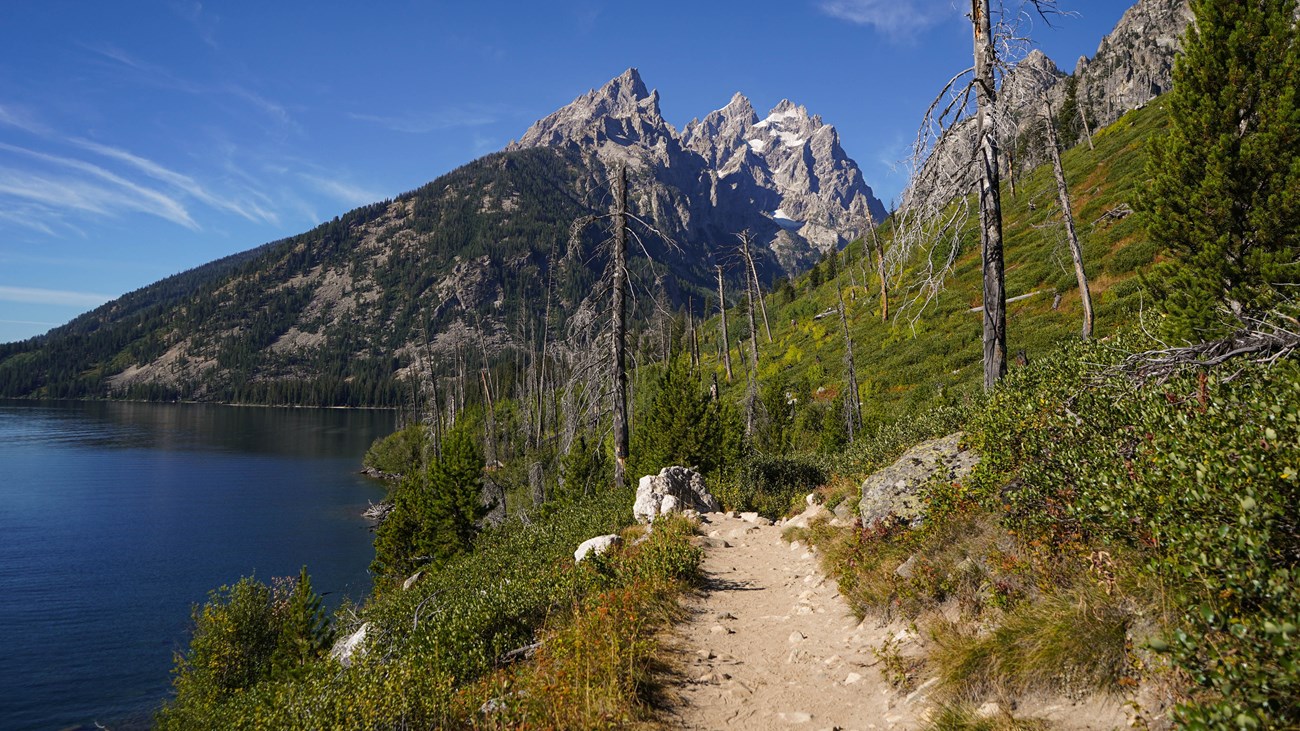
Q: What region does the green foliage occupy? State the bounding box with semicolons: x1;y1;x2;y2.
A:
558;432;612;500
969;338;1300;726
158;570;332;729
361;421;429;476
1139;0;1300;341
371;424;487;579
629;356;743;479
713;452;828;519
755;371;795;453
157;485;692;729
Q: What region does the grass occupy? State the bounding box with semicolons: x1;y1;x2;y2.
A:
930;586;1133;702
694;101;1171;449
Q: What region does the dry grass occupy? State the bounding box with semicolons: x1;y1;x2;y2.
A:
465;516;700;730
930;586;1133;703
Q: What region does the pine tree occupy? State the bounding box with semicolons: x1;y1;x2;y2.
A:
371;424;485;579
426;425;486;558
630;357;740;478
1141;0;1300;342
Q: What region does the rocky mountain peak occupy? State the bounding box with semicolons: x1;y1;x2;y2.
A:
511;69;886;274
508;67;671;151
1001;49;1065;110
1071;0;1193;128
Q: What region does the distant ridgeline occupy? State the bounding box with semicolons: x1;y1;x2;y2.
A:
0;0;1192;406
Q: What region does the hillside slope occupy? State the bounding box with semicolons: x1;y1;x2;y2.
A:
700;101;1166;431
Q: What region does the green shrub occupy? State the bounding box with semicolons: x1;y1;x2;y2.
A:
968;337;1300;725
361;421;429;476
157;569;333;729
714;453;828;519
629;356;743;480
371;423;487;580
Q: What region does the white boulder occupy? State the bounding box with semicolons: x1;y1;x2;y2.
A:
575;534;622;562
633;466;720;524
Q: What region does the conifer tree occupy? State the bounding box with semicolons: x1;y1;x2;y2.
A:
371;423;485;578
1141;0;1300;342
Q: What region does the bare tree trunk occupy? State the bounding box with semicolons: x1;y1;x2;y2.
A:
687;296;700;367
867;215;889;322
1042;96;1094;340
1005;144;1018;197
973;0;1007;390
1078;92;1095;151
716;265;733;382
611;165;630;489
742;242;761;437
835;281;861;439
739;235;773;343
480;369;498;468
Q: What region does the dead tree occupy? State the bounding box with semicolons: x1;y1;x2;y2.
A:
866;213;890;322
972;0;1008;390
836;280;862;442
737;233;763;436
1042;94;1094;339
890;0;1061;390
716;265;734;382
565;164;675;489
738;232;773;343
610;166;629;488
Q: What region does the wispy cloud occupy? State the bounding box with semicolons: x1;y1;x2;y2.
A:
349;106;499;134
298;173;383;207
0;285;112;307
170;0;221;48
85;44;296;132
819;0;956;37
0;143;197;229
69;137;278;224
0;104;51;136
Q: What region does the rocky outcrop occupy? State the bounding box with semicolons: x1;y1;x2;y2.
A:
509;68;886;277
858;433;979;528
633;465;721;524
330;622;370;668
1072;0;1194;130
574;534;622;562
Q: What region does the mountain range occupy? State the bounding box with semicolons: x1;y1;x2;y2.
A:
0;0;1194;404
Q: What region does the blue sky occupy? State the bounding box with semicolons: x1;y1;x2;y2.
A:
0;0;1136;344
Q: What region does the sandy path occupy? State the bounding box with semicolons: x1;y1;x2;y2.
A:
663;509;933;731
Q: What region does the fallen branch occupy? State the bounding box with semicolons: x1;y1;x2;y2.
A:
1111;317;1300;384
498;641;541;666
1090;203;1133;228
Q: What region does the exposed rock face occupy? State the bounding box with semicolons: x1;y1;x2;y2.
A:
858;433;979;528
1072;0;1194;130
907;0;1191;209
574;534;622;562
330;622;370;667
683;98;888;268
633;465;721;524
510;68;886;276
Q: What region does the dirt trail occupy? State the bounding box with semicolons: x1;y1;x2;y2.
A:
664;509;932;730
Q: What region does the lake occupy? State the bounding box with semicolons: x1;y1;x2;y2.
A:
0;400;397;730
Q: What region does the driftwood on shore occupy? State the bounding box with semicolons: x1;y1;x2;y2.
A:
360;466;402;482
362;500;393;524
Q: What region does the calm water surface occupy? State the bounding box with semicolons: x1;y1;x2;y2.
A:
0;400;396;730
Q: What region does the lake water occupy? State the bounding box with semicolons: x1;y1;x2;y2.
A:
0;400;396;730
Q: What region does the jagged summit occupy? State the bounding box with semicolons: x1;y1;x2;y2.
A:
510;69;886;272
508;67;673;150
